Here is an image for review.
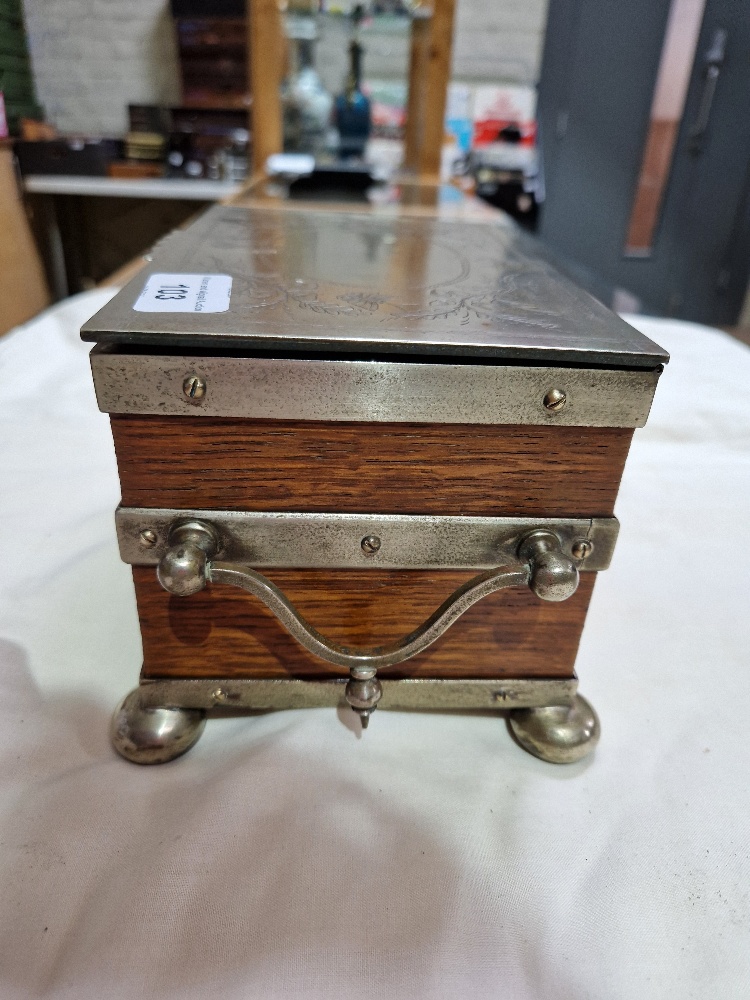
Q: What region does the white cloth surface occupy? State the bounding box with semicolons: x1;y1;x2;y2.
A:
0;292;748;999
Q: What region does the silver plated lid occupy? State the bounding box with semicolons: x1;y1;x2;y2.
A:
81;204;668;369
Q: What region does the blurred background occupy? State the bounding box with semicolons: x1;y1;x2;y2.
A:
2;0;749;342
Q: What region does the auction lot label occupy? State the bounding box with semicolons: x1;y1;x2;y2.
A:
134;273;232;313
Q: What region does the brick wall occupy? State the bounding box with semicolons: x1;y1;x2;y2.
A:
22;0;548;135
455;0;548;85
22;0;181;134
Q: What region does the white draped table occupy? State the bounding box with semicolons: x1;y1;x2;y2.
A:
0;290;748;999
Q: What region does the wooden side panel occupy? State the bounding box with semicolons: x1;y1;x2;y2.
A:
135;567;595;680
116;416;620;682
111;416;633;517
0;146;50;336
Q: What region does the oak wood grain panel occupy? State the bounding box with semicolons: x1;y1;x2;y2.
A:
135;567;595;680
111;417;633;517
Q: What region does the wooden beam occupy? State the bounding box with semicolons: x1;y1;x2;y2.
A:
403;10;431;171
416;0;457;180
249;0;285;178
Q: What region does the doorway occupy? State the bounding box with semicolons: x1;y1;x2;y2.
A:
536;0;750;325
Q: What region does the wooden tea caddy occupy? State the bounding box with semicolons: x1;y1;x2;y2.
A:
82;202;667;765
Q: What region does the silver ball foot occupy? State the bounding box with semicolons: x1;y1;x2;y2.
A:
509;694;600;764
111;689;207;764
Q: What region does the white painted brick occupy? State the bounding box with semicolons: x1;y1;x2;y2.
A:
453;30;545;84
23;0;180;133
457;0;549;34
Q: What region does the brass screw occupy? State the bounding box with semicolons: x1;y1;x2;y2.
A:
211;688;229;703
571;539;594;561
139;529;157;547
183;374;206;402
361;535;382;556
543;388;567;412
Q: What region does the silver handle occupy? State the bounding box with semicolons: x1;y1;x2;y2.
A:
156;520;579;725
689;28;727;152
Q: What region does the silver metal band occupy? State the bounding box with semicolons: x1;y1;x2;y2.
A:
117;508;618;571
138;676;578;712
91;348;660;427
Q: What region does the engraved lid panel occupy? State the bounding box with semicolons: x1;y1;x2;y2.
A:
82;205;668;368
